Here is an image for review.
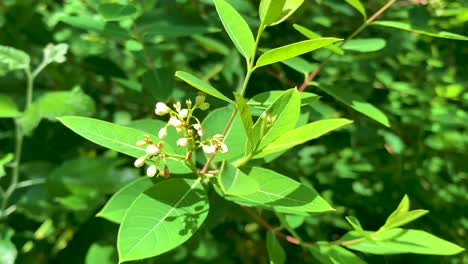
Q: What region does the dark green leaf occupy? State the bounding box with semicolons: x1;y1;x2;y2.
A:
98;3;138;21
372;21;468;41
308;245;367;264
267;232;286;264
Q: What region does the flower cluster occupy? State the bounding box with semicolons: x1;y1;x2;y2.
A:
133;135;169;178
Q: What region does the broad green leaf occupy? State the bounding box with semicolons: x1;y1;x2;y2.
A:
253;89;301;150
255;38;341;68
342;228;465;255
270;0;304;26
267;232;286;264
307;245;367;264
234;93;254;150
118;178;209;262
259;0;287;27
0;45;30;75
345;0;367;20
342;38;386;52
213;0;255;59
97;177;154;224
318;85;390;127
0;95;19;118
249;90;319;109
254;118;352;158
0;153;14;178
98;3;138;21
218;161;259;196
19;88;95;135
85;243;116;264
0;226;16;264
227;167;334;214
175;71;232;103
293;24;344;55
372;21;468;41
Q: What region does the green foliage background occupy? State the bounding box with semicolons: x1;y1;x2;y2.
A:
0;0;466;263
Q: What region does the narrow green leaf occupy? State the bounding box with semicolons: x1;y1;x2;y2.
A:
0;95;20;118
139;23;218;39
267;232;286;264
384;210;429;230
97;177;154;224
118;178;209;262
254;118;352;158
345;0;367;20
372;21;468;41
318;85;390;127
249;91;319;109
213;0;255;59
259;0;287;27
0;45;30;75
98;3;138;21
342;229;465;255
342;38;386;52
255;38;341;68
293;24;344;55
218;162;259;196
387;195;410;221
270;0;304;26
234;93;254;150
345;216;372;240
307;245;367;264
175;71;232;103
0;153;14;178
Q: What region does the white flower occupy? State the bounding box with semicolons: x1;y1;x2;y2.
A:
155;102;170;116
193;124;201;130
197;129;204;137
134;156;146;167
146;165;157;177
177;138;188;147
219;143;228;153
202;144;216;154
169;116;183;127
146;144;159;155
136;140;146;146
158;127;167;139
179;109;188;118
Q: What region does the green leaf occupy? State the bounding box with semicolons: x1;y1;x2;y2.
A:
60;15;129;39
342;38;386;52
0;226;16;264
255;38;341;68
227;167;334;214
86;243;116;264
318;85;390;127
218;161;259;196
372;21;468;41
253;89;301;150
234;93;254;150
98;177;154;224
0;153;14;178
142;68;174;102
19;87;96;135
387;195;410;220
345;216;372;240
293;24;344;55
139;23;218;39
0;45;30;75
345;0;367;20
254;118;352;158
175;71;232;103
383;195;429;229
0;95;20;118
307;245;367;264
249;90;319;109
43;43;68;64
280;56;317;75
259;0;287;27
267;232;286;264
269;0;304;26
213;0;255;59
98;3;138;21
118;178;209;262
342;228;465;255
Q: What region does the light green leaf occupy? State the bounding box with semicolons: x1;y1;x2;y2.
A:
213;0;255;59
253;89;301;151
387;195;410;220
345;216;372;240
345;0;367;20
342;38;386;52
255;38;341;68
372;21;468;41
270;0;304;26
307;245;367;264
267;232;286;264
0;226;16;264
383;195;429;229
98;3;138;21
259;0;287;27
254;118;352;158
97;177;154;224
234;93;254;150
118;178;209;262
293;24;344;55
280;56;317;75
175;71;232;103
318;85;390;127
85;243;116;264
0;95;20;118
0;153;14;178
249;90;319;109
227;167;334;214
0;45;30;75
342;229;465;255
218;161;259;196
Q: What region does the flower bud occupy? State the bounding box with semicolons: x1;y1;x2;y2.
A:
136;140;146;146
202;145;216;154
197;129;204;137
195;95;205;105
179;109;188;118
193;124;201;131
199;102;210;110
219;143;228;153
134;156;146;167
158;127;167;139
146;144;159;155
155;102;170;116
169;116;183;128
146;165;157;177
177;137;188;147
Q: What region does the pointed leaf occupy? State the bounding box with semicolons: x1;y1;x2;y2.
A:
345;216;372;240
97;177;154;224
98;3;138;21
255;38;341;68
293;24;344;55
270;0;304;26
0;95;20;118
345;0;367;20
318;85;390;127
118;178;209;262
0;45;30;75
267;232;286;264
259;0;286;27
384;210;429;230
254;118;352;158
218;162;259;196
249;91;319;109
372;21;468;41
234;93;254;150
175;71;232;103
387;195;410;220
213;0;255;59
342;38;386;52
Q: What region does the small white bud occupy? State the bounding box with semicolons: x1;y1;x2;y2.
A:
169;116;183;127
158;127;167;139
197;129;204;137
146;144;159;155
146;165;157;177
202;145;216;154
220;143;228;153
136;140;146;146
134;156;146;167
155;102;170;116
193;124;201;130
179;109;188;118
177;138;188;147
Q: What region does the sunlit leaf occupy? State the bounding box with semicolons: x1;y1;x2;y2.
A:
218;161;259;196
259;0;286;27
0;95;20;118
175;71;233;103
293;24;344;55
